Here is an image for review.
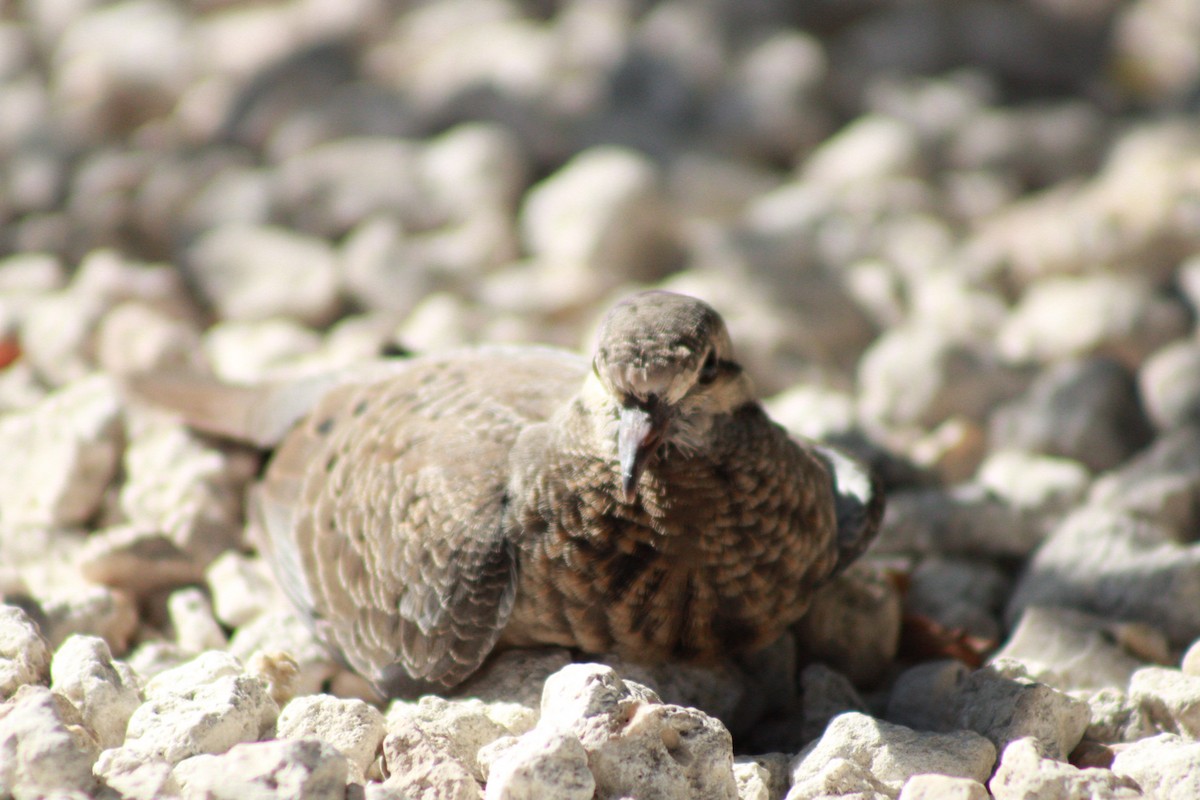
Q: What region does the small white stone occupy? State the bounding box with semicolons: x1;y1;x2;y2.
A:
166;587;227;653
93;301;202;376
1111;733;1200;796
483;728;593;800
202;317;324;383
49;634;141;749
386;695;518;782
790;712;996;797
205;551;286;629
899;773;989;800
989;737;1139;800
0;373;122;527
173;738;349;799
0;604;51;698
121;651;279;765
0;685;100;797
119;421;253;566
277;694;386;783
228;611;338;698
1130;665;1200;737
186;223;340;326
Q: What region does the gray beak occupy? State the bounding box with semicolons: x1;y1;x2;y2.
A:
618;402;665;503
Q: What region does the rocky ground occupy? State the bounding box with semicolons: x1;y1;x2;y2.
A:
3;0;1200;798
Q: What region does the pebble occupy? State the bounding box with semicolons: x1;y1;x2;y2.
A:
988;737;1139;800
1007;507;1200;648
955;660;1091;761
1110;733;1200;797
118;650;278;765
277;694;386;783
0;604;52;699
49;634;141;749
0;373;122;528
988;356;1154;474
5;1;1200;794
0;685;101;798
185;223;341;326
173;738;348;800
789;712;996;798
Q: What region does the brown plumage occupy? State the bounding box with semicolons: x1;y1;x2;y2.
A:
128;291;883;696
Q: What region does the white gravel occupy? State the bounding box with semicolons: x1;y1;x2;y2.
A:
3;1;1200;798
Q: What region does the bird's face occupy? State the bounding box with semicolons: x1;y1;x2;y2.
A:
588;291;755;502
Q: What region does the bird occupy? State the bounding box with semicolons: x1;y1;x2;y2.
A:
128;291;883;697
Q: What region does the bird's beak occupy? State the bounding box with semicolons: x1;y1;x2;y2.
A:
618;401;665;503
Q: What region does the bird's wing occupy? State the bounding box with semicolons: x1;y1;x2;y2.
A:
253;347;587;695
811;443;884;576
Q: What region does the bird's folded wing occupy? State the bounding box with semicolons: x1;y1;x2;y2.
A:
812;443;885;576
251;349;587;695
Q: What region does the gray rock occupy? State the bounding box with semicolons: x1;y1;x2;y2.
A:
975;449;1091;520
905;556;1009;642
1129;666;1200;738
595;652;748;730
173;738;348;800
1007;506;1200;648
0;685;100;798
988;737;1140;800
1110;733;1200;797
274;137;425;238
886;660;972;733
0;373;122;528
0;604;51;699
49;634;141;749
1088;424;1200;538
797;664;869;745
186;223;341;326
993;606;1151;692
1140;339;1200;430
453;648;573;713
989;356;1153;474
956;661;1091;761
789;712;996;798
877;483;1044;559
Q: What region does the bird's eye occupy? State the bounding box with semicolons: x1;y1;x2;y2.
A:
698;350;719;384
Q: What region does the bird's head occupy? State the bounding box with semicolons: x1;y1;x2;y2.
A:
589;291;755;503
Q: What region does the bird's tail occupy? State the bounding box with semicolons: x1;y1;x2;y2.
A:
123;371;341;449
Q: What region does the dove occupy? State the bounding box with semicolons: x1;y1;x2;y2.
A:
129;291;882;696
